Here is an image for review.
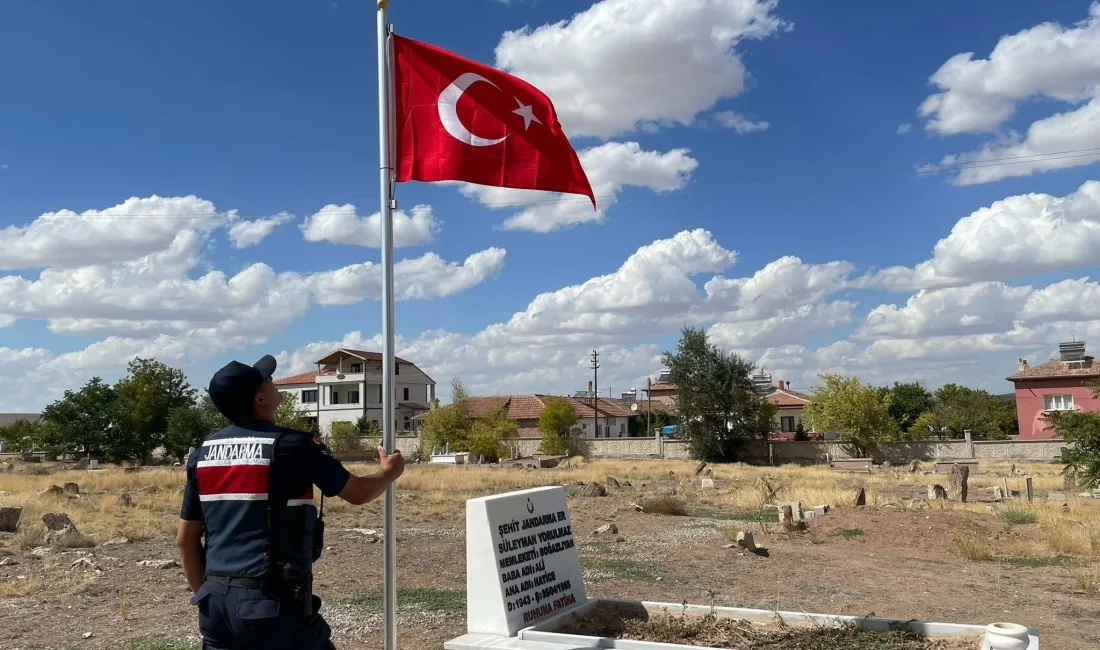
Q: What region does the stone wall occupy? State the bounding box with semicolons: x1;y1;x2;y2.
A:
370;433;1066;463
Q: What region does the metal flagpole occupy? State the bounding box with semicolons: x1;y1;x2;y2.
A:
376;2;398;650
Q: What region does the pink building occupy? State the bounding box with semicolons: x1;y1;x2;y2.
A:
1007;341;1100;440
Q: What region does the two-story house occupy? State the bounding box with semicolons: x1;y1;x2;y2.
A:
274;348;436;435
1008;341;1100;440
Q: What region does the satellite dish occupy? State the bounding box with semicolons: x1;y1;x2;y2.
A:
630;403;638;412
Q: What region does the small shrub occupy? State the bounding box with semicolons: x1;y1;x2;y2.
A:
998;505;1038;526
639;496;688;516
16;523;46;549
1073;564;1100;593
329;422;364;453
953;535;993;561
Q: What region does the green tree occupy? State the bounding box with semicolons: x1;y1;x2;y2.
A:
114;358;196;458
41;377;136;460
911;409;947;439
804;374;897;457
0;418;44;452
756;399;779;438
275;392;313;430
198;394;230;431
538;396;578;455
793;420;809;441
1047;383;1100;488
419;377;472;452
355;416;382;439
931;383;1011;440
468;406;518;461
663;327;763;462
883;381;932;433
630;408;672;436
164;405;218;462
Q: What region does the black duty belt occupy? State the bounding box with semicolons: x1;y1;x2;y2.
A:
205;574;272;589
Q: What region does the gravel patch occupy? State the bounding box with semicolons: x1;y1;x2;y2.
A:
323;602;457;640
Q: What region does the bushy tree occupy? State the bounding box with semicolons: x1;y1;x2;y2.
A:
793;420;809;441
883;381;932;433
165;405;220;461
931;384;1015;440
198;394;230;431
468;407;518;461
663;327;763;462
419;378;472;453
756;399;779;439
329;421;363;453
41;378;135;460
276;392;313;431
0;418;43;452
804;374;897;457
115;358;197;457
538;397;578;455
1047;384;1100;488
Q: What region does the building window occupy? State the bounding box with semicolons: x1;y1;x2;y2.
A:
331;391;340;405
350;363;362;373
1044;394;1074;411
348;391;360;404
620;422;626;436
301;390;318;404
395;364;400;375
781;416;795;433
378;385;383;403
403;387;410;401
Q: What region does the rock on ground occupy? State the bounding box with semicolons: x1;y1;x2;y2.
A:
0;506;21;533
949;465;969;502
138;559;180;569
62;482;80;495
734;531;756;551
580;484;607;497
42;513;74;531
593;523;618;535
117;493;134;507
605;476;621;488
853;487;866;507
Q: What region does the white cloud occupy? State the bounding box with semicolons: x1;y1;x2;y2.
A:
919;3;1100;135
228;212;293;248
494;0;788;138
0;195;227;271
896;123;912;135
300;204;440;248
917;4;1100;182
855;282;1032;340
870;181;1100;291
459;142;698;232
308;248;507;305
714;111;770;133
708;301;855;349
1020;277;1100;322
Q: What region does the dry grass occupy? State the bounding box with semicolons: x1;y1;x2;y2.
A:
3;458;1099;565
1072;563;1100;593
953;535;994;561
639;496;689;516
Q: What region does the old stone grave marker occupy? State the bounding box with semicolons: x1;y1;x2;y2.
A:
466;486;586;636
949;465;969;502
700;477;715;489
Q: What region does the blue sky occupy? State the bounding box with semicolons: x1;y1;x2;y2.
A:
2;0;1100;410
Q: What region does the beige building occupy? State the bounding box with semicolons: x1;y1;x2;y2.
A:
274;348;436;434
463;395;635;439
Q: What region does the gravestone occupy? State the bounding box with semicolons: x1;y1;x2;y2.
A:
1025;476;1034;502
0;507;21;532
88;459;99;470
465;486;586;636
853;487;866;507
700;477;715;489
928;484;948;500
949;465;969;502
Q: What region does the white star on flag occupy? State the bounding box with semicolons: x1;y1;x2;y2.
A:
512;99;542;130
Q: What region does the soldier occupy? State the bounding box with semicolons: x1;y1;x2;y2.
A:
177;355;404;649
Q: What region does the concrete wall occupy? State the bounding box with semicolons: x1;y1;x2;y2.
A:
351;434;1067;463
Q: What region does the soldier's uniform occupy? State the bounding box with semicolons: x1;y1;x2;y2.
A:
182;356;351;650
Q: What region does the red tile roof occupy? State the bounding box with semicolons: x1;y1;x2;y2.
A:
648;382;676;391
274;371;319;386
461;395;633;421
338;348;413;365
1008;357;1100;381
767;388;812;407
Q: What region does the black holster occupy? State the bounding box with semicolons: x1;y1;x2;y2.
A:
282;563;314;616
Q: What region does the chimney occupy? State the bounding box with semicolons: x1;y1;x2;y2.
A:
1017;358;1029;372
777;379;785;391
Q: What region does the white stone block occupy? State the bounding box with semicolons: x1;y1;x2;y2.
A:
466;486;586;637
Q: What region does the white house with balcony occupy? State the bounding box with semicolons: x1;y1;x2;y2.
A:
274;348;436;435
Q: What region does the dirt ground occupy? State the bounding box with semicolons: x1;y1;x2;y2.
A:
0;459;1095;649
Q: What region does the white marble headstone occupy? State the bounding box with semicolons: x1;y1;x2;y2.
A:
465;486;586;636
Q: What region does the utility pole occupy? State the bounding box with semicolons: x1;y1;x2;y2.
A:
590;350;600;437
646;375;652;437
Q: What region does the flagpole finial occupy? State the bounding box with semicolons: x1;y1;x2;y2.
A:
377;0;388;8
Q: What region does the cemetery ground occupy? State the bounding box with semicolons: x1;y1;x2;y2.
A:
0;459;1096;649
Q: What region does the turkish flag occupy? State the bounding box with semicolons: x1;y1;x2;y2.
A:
392;34;595;207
